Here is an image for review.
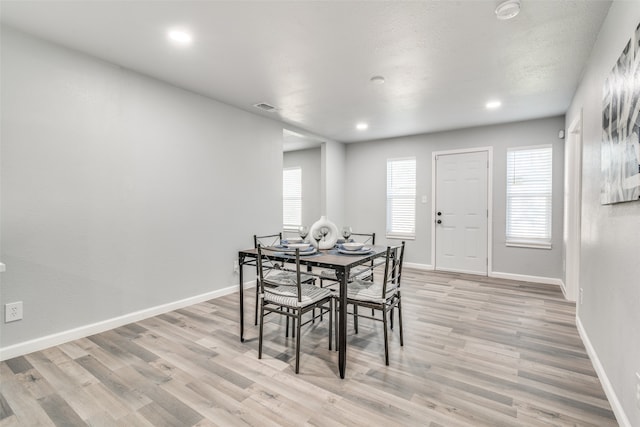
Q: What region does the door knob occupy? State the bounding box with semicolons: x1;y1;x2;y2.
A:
437;212;442;216
437;219;442;224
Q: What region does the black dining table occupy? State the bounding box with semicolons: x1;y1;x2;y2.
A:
237;245;387;379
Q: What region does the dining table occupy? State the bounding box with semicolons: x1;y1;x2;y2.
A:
237;244;387;379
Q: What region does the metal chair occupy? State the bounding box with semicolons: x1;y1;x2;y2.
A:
345;242;405;365
252;233;314;325
319;232;378;288
257;245;333;373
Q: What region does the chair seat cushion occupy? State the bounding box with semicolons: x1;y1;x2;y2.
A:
265;284;333;307
320;265;371;280
347;279;397;303
263;270;314;287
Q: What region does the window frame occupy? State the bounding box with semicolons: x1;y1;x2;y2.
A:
386;157;417;240
282;166;302;231
505;144;553;249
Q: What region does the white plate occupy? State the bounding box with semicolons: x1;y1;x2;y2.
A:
286;243;311;250
341;242;364;251
337;247;372;255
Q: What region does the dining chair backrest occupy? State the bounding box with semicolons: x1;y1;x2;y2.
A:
381;242;405;299
351;232;375;245
256;245;303;303
254;233;283;249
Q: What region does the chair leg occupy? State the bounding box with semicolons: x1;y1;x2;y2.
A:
398;298;404;347
295;310;302;374
258;301;264;359
254;287;259;326
285;308;290;338
390;307;394;330
354;304;358;334
382;307;390;366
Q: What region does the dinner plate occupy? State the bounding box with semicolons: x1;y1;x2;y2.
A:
274;245;316;254
337;247;373;255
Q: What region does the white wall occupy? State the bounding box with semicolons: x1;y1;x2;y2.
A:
0;27;283;352
345;116;565;281
283;147;321;227
323;140;346;227
566;3;640;426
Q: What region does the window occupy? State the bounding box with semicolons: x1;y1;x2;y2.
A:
283;167;302;230
386;158;416;239
506;145;553;248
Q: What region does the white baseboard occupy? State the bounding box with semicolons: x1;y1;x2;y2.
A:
0;280;255;361
489;271;564;287
576;317;631;427
403;262;434;271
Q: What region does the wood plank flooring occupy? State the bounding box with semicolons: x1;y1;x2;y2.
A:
0;269;618;426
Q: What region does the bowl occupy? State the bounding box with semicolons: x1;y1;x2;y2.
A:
286;243;311;250
342;242;364;251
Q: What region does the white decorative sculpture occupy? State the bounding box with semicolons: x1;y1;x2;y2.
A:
309;216;339;249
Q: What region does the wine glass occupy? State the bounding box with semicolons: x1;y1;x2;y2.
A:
320;226;329;242
312;228;323;248
341;226;352;241
298;225;309;241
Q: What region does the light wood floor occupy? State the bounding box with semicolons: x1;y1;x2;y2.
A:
0;269;618;426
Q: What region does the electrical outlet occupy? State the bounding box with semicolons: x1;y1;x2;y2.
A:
233;261;239;273
635;372;640;409
579;288;584;304
5;301;23;323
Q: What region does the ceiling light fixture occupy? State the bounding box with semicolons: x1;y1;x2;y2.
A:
167;29;193;45
370;76;385;84
486;100;502;109
495;0;521;20
356;123;369;131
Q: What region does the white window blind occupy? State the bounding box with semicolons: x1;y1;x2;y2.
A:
386;158;416;238
506;146;553;248
283;167;302;230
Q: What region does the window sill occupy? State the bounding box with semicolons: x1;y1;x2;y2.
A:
506;242;552;250
386;234;415;241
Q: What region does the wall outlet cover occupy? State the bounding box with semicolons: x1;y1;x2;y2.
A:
5;301;23;323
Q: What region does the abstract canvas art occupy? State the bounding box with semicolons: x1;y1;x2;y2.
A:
601;22;640;204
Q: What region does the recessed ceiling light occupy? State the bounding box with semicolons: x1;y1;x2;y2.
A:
370;76;385;84
168;29;193;45
495;0;521;20
356;123;368;130
486;100;502;109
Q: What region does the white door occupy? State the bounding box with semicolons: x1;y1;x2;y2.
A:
434;150;488;275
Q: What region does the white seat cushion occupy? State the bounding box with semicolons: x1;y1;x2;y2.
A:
320;265;371;280
263;270;314;287
347;279;397;303
264;284;333;307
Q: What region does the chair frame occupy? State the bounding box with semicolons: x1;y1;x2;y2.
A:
253;233;282;325
257;245;333;373
346;242;405;365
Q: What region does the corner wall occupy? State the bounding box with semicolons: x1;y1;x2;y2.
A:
344;116;565;282
566;3;640;426
0;27;283;354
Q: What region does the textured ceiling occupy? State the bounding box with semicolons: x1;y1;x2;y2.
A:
0;1;612;145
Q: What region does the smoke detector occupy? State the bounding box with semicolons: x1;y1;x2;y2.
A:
495;0;521;20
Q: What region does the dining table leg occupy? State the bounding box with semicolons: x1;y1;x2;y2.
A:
336;268;347;379
238;253;245;342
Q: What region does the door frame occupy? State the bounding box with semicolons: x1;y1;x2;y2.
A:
431;146;493;274
563;112;583;302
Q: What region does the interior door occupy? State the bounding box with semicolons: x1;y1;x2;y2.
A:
434;150;488;275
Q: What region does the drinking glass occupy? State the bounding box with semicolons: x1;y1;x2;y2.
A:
341;226;352;241
312;228;323;248
320;226;329;241
298;225;309;241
